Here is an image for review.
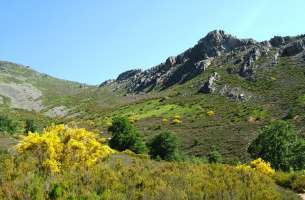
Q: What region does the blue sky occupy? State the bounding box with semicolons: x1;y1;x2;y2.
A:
0;0;304;84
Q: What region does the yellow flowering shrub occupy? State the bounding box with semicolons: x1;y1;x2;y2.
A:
251;158;275;176
128;115;139;123
15;125;115;173
162;118;168;124
172;115;182;124
207;110;215;117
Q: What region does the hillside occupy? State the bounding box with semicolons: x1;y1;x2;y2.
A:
0;30;304;163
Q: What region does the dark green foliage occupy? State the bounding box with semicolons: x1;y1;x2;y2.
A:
49;184;63;199
149;132;180;161
248;120;305;171
108;117;146;154
0;116;19;135
25;119;38;133
207;148;223;163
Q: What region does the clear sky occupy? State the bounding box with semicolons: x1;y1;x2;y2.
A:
0;0;304;84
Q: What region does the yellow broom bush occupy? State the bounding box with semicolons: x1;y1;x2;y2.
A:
15;124;115;173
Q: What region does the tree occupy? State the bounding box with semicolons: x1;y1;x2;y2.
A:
207;148;223;163
0;116;19;135
25;119;38;133
149;131;179;161
248;120;305;171
108;117;146;154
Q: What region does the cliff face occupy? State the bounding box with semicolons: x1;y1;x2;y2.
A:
100;30;305;94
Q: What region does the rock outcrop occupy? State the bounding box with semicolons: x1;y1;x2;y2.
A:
199;72;220;93
281;39;305;56
117;69;142;82
98;30;305;94
219;85;250;101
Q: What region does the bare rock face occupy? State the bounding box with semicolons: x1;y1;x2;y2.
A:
99;79;115;87
98;30;305;94
270;36;290;47
199;72;220;93
116;69;142;82
219;85;250;101
239;47;261;78
282;39;305;56
0;83;44;111
165;56;177;66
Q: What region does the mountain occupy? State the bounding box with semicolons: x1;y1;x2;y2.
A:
0;30;304;162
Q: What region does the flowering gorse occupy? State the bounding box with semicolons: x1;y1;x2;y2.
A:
15;125;115;173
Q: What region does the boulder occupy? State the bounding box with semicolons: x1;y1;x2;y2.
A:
219;85;250;101
281;40;305;56
199;72;220;93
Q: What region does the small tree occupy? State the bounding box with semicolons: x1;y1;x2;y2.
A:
248;120;305;171
0;116;19;135
25;119;38;133
149;131;179;161
207;147;223;163
108;117;146;154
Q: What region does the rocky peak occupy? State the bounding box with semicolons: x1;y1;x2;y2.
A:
116;69;142;82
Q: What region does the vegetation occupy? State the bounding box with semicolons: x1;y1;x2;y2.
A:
207;148;223;163
149;131;180;161
0;145;300;199
108;117;146;154
248;120;305;171
0;116;19;135
16;125;115;173
24;119;38;133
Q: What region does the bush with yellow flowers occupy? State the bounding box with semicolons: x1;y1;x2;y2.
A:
207;110;215;117
162;118;168;124
128;115;139;123
250;158;275;177
172;115;182;124
15;125;115;173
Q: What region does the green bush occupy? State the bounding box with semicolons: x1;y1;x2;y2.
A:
248;120;305;171
274;171;305;193
149;131;180;161
207;148;223;163
0;151;300;200
25;119;38;133
0;116;19;135
108;117;146;154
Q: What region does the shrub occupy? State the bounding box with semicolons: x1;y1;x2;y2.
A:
25;119;38;133
207;148;223;163
0;116;19;135
207;110;215;117
250;158;275;177
149;132;180;161
162;118;168;124
172;118;182;124
108;117;146;154
274;171;305;193
172;115;182;124
15;125;115;173
49;184;63;199
248;120;305;171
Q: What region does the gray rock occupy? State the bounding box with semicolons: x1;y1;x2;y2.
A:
199;72;220;93
99;79;115;87
165;56;177;66
239;47;261;77
281;39;305;56
219;85;250;101
117;69;142;82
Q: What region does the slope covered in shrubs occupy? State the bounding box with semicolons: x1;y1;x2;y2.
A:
0;124;303;199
